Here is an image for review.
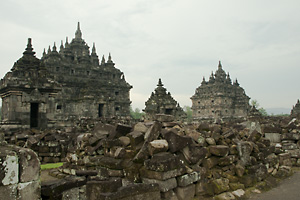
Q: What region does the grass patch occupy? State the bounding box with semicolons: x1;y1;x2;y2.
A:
40;162;63;170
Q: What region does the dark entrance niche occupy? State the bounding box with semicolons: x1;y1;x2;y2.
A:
30;103;39;128
165;108;173;115
98;104;104;117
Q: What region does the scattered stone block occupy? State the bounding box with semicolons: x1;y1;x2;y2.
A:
99;183;161;200
265;133;281;143
202;156;219;169
176;172;201;187
211;178;230;195
134;122;149;133
142;177;177;192
144;152;183;172
128;131;144;149
162;130;193;153
175;184;195;200
209;145;229;157
18;148;40;183
161;189;178;200
214;192;236;200
140;166;186;181
0;148;19;186
148;139;168;156
182;145;207;164
86;178;122;200
17;180;41;200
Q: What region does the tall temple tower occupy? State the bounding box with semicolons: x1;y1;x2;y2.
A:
0;23;132;129
191;61;250;120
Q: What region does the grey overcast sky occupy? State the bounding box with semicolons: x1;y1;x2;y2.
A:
0;0;299;112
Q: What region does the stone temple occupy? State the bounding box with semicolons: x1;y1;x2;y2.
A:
191;61;250;120
144;79;186;120
0;23;132;129
291;99;300;117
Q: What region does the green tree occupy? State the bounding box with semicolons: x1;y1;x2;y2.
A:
130;107;145;120
250;99;268;116
183;106;193;122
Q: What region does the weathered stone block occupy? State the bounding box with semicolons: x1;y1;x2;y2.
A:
128;131;144;150
144;121;162;141
214;192;235;200
86;178;122;200
237;141;252;166
18;148;40;183
134;122;162;162
115;124;132;136
99;183;161;200
118;136;130;147
182;146;207;164
239;174;257;188
218;155;237;166
161;189;178;200
0;148;19;186
176;172;201;187
281;132;300;141
162;130;193;153
17;180;40;200
142;177;177;192
211;178;230;195
92;123;115;139
278;153;292;166
209;145;229;157
202;156;219;169
265;133;281;143
248;164;267;181
62;187;79;200
41;176;86;198
229;182;245;191
144;152;183;172
148;139;168;156
98;157;123;170
195;180;207;196
282;143;298;150
154;114;174;122
206;137;216;145
175;184;195;200
140;166;186;181
232;189;245;199
0;184;17;200
286;149;300;158
134;122;149;133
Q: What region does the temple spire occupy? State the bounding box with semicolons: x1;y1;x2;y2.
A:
52;42;57;52
218;60;222;69
107;52;113;63
75;22;82;39
92;43;96;54
60;40;64;51
23;38;35;56
47;45;51;54
101;55;105;65
157;78;163;87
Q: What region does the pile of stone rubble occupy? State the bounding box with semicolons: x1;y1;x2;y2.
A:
46;115;300;200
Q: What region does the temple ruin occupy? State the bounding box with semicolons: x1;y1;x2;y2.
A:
0;23;132;129
291;99;300;117
144;79;186;120
191;61;250;120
